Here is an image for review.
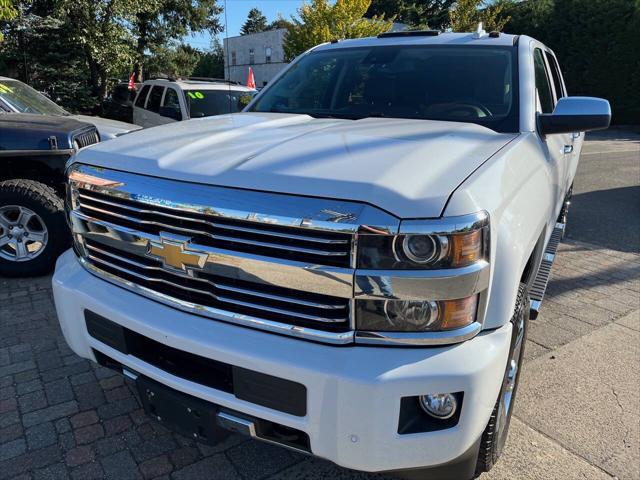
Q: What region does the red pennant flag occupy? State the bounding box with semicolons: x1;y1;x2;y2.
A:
246;67;256;89
128;72;135;90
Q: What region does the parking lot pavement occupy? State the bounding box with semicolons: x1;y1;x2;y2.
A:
1;131;639;480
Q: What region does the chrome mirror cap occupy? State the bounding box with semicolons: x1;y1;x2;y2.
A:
539;96;611;135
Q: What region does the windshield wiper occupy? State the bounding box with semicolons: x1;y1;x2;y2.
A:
265;109;363;120
306;112;363;120
358;112;386;119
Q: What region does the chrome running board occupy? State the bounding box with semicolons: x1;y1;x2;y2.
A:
530;222;565;319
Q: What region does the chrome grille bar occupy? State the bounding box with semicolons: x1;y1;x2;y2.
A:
79;200;348;258
77;192;349;245
77;190;353;265
83;239;350;326
73;129;100;148
84;242;346;312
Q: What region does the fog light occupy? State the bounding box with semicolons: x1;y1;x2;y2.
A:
418;393;458;419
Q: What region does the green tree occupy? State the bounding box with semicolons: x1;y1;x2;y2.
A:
0;5;97;112
283;0;393;61
0;0;17;41
145;43;201;78
241;7;267;35
366;0;455;30
503;0;640;124
56;0;137;101
267;15;292;31
449;0;510;32
192;37;224;78
132;0;223;82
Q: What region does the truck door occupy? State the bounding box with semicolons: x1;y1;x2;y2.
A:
143;86;165;127
157;87;181;125
546;50;581;198
132;84;151;126
533;47;569;222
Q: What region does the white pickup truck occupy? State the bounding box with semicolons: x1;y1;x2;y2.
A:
53;30;610;478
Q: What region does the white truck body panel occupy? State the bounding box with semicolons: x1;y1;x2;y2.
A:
75;112;517;219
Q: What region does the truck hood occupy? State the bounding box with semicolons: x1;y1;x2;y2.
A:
74;112;517;218
71;114;140;140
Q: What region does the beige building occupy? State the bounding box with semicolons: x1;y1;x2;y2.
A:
223;29;288;88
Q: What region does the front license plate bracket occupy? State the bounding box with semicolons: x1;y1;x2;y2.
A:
136;375;229;445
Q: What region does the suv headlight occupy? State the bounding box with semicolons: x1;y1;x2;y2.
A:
355;212;489;335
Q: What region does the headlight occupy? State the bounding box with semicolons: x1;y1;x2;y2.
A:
357;212;488;269
357;295;478;332
355;212;488;336
400;235;448;264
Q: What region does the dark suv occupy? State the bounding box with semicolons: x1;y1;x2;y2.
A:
0;113;100;277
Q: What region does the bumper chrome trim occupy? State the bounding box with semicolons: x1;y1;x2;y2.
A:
354;322;482;346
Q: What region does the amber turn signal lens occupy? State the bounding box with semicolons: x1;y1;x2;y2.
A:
439;295;478;330
449;230;483;267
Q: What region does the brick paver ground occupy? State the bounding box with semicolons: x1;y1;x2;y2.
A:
1;239;637;480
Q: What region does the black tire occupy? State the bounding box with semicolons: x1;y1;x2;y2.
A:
475;283;529;475
0;179;69;277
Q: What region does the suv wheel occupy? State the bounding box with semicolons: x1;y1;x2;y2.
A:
475;283;529;474
0;180;68;277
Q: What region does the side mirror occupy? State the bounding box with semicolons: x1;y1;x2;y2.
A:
539;96;611;135
159;105;182;121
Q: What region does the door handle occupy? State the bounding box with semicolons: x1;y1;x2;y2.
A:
564;145;574;154
572;132;581;139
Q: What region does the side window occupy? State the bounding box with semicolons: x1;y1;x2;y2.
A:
162;88;180;109
135;85;150;108
546;52;566;101
146;86;164;113
533;48;554;114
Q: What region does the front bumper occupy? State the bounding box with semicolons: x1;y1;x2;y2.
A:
53;249;511;473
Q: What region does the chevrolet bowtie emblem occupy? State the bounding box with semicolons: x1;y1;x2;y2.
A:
146;233;208;272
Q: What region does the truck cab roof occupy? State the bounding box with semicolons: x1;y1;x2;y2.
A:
315;31;519;52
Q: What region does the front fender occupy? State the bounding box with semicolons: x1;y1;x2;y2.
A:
443;133;557;330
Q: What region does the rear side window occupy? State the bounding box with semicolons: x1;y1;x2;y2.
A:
163;88;180;108
135;85;150;107
146;86;164;113
533;48;554;113
546;52;566;100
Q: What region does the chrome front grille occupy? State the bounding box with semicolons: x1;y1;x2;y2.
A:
84;239;351;331
77;188;353;268
73;128;100;148
68;163;400;343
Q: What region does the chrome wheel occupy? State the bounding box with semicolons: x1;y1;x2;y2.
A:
0;205;49;262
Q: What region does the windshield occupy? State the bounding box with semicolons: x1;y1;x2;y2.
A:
250;45;519;133
185;89;254;118
0;80;68;116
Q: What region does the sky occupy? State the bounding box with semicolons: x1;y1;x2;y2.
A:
185;0;303;50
